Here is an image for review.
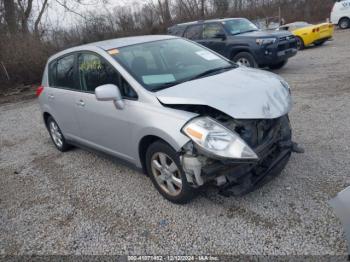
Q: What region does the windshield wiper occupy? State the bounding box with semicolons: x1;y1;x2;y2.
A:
187;65;237;81
241;29;259;34
150;65;237;92
231;29;258;35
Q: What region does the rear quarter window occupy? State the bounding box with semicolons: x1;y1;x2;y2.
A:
168;26;186;36
49;54;77;90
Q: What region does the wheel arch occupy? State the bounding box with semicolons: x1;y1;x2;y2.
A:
43;112;52;129
229;47;253;60
138;135;171;174
137;132;189;174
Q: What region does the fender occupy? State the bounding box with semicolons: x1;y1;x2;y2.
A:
226;44;251;59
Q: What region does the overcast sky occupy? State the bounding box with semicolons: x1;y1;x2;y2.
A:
43;0;145;29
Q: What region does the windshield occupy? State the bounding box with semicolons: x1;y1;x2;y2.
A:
111;38;235;92
223;18;259;35
293;22;312;29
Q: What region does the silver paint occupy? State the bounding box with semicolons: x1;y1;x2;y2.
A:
39;36;292;170
157;66;292;119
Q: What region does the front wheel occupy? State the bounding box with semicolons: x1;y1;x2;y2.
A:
269;60;288;70
339;18;350;29
145;141;197;204
232;52;257;68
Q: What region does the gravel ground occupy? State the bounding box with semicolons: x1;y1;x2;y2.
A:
1;30;350;256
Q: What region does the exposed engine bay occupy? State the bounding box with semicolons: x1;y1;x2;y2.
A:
167;104;303;196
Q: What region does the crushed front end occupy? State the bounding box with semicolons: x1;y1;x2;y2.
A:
180;112;302;196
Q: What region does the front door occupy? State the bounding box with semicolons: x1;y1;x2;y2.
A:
74;52;138;162
199;23;227;56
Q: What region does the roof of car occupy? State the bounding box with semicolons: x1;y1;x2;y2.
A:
173;17;245;27
49;35;177;61
85;35;177;50
283;21;311;27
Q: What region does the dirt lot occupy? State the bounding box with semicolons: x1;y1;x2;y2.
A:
1;30;350;256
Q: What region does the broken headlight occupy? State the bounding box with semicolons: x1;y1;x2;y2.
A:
182;117;258;160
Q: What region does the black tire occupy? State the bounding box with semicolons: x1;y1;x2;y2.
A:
339;17;350;29
47;116;71;152
314;40;326;46
268;60;288;70
232;52;257;68
296;36;305;50
145;141;197;204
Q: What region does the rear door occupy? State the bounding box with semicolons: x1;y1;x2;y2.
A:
183;24;203;42
74;52;138;161
47;54;80;138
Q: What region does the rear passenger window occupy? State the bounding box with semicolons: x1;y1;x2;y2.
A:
50;55;76;89
78;53;137;98
184;25;203;40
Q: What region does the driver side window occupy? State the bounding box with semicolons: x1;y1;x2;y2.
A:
78;53;137;99
203;23;225;39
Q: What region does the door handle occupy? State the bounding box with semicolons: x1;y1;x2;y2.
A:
48;94;54;100
76;100;85;107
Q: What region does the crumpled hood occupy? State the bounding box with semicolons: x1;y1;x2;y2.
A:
156;67;292;119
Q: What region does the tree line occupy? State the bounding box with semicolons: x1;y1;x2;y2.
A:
0;0;334;90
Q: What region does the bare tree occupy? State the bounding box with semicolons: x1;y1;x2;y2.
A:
3;0;17;34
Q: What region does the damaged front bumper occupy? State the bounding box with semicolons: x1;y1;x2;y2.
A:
180;115;302;196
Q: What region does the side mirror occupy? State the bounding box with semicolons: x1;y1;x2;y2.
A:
214;33;227;40
95;84;125;110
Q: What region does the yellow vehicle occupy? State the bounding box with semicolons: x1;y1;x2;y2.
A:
278;22;334;50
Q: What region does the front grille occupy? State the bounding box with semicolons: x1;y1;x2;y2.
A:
279;35;295;41
234;118;281;148
278;35;297;51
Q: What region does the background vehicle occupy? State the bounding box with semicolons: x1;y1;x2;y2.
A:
168;18;297;69
329;186;350;256
278;22;334;50
38;36;298;204
331;0;350;29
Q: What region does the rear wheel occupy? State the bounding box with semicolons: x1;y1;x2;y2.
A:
296;36;305;50
47;116;70;152
268;60;288;70
232;52;257;68
145;141;197;204
339;18;350;29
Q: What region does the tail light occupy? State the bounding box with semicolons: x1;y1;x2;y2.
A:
36;85;44;97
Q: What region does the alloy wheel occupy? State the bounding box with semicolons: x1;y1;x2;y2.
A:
49;121;63;148
340;19;349;29
237;57;251;67
296;38;302;50
151;152;182;196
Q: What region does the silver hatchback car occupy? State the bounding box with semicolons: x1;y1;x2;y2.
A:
38;35;300;204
